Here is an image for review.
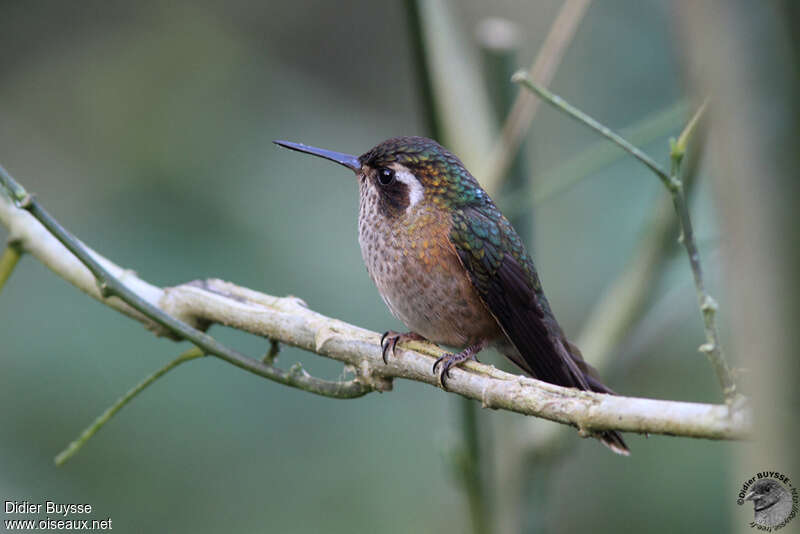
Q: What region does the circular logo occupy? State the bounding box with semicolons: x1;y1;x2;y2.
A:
737;471;797;530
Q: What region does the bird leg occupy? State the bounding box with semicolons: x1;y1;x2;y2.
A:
433;340;488;389
380;331;428;364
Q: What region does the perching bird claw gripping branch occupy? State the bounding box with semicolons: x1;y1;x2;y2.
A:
0;168;751;461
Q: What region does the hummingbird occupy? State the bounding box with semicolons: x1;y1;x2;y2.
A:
275;136;629;455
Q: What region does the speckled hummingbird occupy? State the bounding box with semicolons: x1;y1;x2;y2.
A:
275;136;628;455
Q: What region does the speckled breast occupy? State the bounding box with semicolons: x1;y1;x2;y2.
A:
357;183;501;348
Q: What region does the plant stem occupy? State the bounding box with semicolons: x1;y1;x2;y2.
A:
498;99;689;216
669;124;736;400
0;243;22;294
0;164;370;400
0;180;754;439
513;76;737;402
512;72;672;187
55;346;206;466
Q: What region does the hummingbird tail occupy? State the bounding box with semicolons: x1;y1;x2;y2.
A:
564;341;631;455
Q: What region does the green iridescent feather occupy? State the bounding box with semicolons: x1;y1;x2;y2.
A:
361;136;550;311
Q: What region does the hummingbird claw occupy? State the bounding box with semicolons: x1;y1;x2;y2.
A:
380;331;394;364
434;353;462;389
381;331;427;364
380;331;393;363
432;340;488;390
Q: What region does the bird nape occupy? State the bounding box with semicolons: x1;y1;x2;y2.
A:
275;136;629;456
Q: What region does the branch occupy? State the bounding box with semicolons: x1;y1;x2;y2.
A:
0;164;372;400
497;99;690;217
512;72;671;185
54;346;206;466
668;102;736;400
0;171;750;440
515;108;707;464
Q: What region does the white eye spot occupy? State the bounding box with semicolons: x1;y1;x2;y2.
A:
391;164;424;207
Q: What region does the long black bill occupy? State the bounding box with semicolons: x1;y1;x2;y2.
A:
273;140;361;171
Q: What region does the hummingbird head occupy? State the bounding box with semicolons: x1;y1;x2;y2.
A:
274;136;489;219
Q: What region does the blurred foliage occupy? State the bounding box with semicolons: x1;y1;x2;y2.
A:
0;1;736;533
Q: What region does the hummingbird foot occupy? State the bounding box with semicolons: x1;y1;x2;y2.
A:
380;331;428;364
433;340;488;389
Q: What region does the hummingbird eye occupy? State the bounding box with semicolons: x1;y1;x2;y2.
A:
377;167;396;186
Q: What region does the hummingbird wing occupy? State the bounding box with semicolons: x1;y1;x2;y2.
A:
449;204;593;391
451;204;631;455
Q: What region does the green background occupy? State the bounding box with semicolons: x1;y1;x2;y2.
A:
0;1;737;532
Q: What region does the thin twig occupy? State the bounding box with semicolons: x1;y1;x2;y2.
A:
497;99;690;216
675;98;708;152
0;164;371;400
512;72;672;186
513;76;737;402
54;346;206;466
0;242;22;293
669;109;736;400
